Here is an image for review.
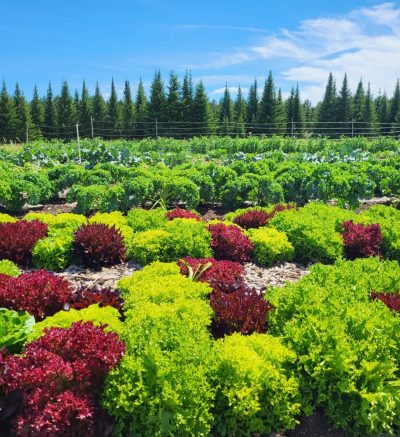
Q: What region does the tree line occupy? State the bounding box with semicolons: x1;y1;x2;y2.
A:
0;71;400;141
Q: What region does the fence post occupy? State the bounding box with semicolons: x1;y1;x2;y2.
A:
26;122;29;143
76;123;81;163
351;119;354;138
291;118;294;137
155;118;158;138
90;116;94;139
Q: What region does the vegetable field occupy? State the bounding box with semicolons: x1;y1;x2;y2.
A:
0;136;399;436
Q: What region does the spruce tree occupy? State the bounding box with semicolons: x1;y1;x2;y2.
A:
122;80;135;137
79;81;92;137
317;73;337;136
303;99;315;132
74;89;80;115
107;78;121;137
246;79;258;131
234;86;247;135
258;71;276;134
135;79;148;138
218;84;234;135
57;80;76;139
390;80;400;124
30;85;44;138
336;74;353;135
363;83;378;136
0;81;17;141
166;72;182;136
148;70;166;136
182;71;194;129
286;84;304;135
92;82;107;136
44;83;56;138
376;92;390;135
13;83;31;142
353;80;366;135
275;88;287;135
192;81;214;135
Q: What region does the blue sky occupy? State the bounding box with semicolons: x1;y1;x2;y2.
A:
1;0;400;103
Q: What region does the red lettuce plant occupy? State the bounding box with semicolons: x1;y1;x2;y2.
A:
0;321;125;437
68;287;124;312
0;220;48;267
207;223;254;263
0;270;73;320
370;292;400;313
342;221;382;259
233;210;272;230
166;208;201;221
72;224;126;270
178;257;244;293
210;285;273;338
233;204;297;230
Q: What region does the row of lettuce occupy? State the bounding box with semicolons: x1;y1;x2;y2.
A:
0;255;399;435
0;203;399;273
0;139;399;213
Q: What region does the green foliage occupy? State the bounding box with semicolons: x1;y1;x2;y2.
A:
0;308;35;354
28;304;123;342
118;261;211;309
212;333;300;436
360;205;400;260
221;174;259;209
128;229;172;265
0;213;17;223
25;212;87;233
0;259;21;276
268;257;400;436
103;300;214;436
249;227;294;266
126;207;167;232
32;232;73;271
67;184;124;214
269;203;352;263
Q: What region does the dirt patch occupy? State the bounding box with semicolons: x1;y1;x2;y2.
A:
286;409;348;437
244;262;309;292
58;261;141;291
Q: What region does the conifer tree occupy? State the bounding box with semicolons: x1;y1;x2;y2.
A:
135;79;148;137
0;81;17;141
30;85;44;138
286;84;304;135
79;81;92;137
107;78;121;137
246;79;258;132
92;82;107;136
57;80;76;138
122;80;135;137
390;80;400;124
363;83;378;136
353;79;366;135
258;71;276;134
182;71;194;128
44;83;56;138
13;83;31;142
148;70;166;136
317;73;337;136
74;89;80;114
275;88;287;135
192;81;214;135
234;86;247;135
376;92;390;135
166;72;182;136
218;84;234;135
303;99;315;132
336;74;353;134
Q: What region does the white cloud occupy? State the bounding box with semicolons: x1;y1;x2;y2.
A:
205;2;400;103
211;86;249;96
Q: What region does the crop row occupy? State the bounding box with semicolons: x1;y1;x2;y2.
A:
0;203;399;272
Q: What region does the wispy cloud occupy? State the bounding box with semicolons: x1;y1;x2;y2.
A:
211;86;249;96
201;2;400;102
